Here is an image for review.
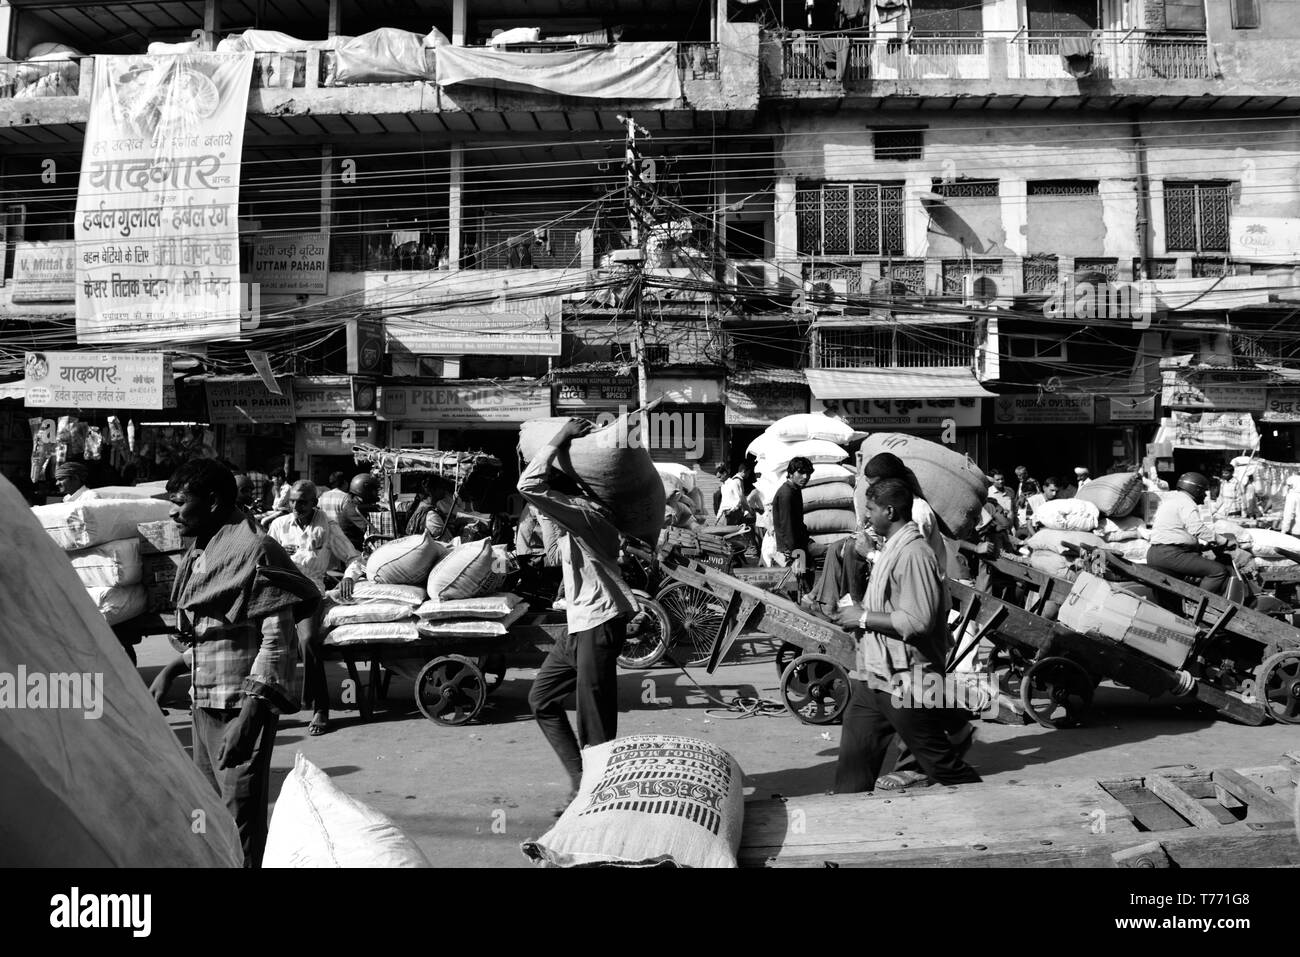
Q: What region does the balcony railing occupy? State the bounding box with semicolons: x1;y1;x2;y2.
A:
0;56;84;98
775;32;1213;85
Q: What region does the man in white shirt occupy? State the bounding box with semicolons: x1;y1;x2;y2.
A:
55;462;91;502
987;469;1015;526
1282;475;1300;536
1146;472;1233;595
518;419;637;798
714;463;746;525
267;480;363;735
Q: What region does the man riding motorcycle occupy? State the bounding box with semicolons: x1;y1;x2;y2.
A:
1146;472;1235;595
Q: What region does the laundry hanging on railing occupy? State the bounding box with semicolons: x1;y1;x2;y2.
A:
435;42;681;99
1059;36;1097;78
839;0;868;27
871;0;910;39
820;35;851;80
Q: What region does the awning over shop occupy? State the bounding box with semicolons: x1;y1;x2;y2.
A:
805;367;996;400
0;382;25;401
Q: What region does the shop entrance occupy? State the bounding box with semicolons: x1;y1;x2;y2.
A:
309;454;366;489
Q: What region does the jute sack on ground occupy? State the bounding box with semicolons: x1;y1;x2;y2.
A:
366;532;448;585
34;497;173;551
1031;498;1101;532
69;537;142;588
0;476;241;866
801;481;855;511
1074;472;1145;518
522;734;744;868
264;753;430;868
856;433;987;539
426;538;503;601
519;414;665;542
86;583;147;625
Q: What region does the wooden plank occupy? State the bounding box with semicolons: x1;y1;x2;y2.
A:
1112;841;1172;868
1103;784;1193;833
1146;774;1225;829
1212;768;1296;822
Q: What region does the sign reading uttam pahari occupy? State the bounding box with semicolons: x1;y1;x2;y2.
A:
74;53;254;345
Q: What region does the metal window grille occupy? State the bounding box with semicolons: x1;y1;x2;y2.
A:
1026;180;1099;196
795;183;905;256
1075;258;1119;281
1023;254;1060;293
933;179;999;198
1192;257;1232;278
1136;258;1179;279
1164;182;1232;253
807;263;863;293
817;325;976;369
942;258;1002;293
641;344;670;365
873;129;925;161
884;259;927;292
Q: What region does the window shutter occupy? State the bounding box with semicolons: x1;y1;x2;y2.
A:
1230;0;1260;28
1163;0;1207;32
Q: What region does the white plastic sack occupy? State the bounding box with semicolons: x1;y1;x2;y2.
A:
427;538;505;601
264;753;430;868
748;435;849;469
417;593;523;621
416;603;529;639
763;413;866;445
655;462;696;493
86;584;147;626
1031;498;1101;532
323;620;422;646
322;600;416;630
69;538;142;588
522;735;744;868
328;582;426;605
806;463;855;487
489;27;542;45
1025;529;1106;556
0;476;242;866
35;497;173;551
1097;515;1146;543
1238;527;1300;560
81;481;168;500
148;40;200;54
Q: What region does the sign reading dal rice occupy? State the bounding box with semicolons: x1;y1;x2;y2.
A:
74;53;254;345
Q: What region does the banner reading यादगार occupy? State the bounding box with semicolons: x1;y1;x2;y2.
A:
75;53;254;345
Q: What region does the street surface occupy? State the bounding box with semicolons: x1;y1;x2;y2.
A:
138;634;1298;868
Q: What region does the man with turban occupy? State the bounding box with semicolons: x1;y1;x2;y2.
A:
55;462;90;502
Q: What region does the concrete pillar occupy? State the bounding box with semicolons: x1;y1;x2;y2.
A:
328;0;341;38
0;1;13;60
1003;178;1027;258
203;0;222;50
448;144;463;270
774;176;798;262
452;0;468;46
320;146;333;234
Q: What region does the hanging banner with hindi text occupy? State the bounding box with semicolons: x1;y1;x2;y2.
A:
75;53;254;345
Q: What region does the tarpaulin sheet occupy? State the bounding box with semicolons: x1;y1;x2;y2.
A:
331;28;433;83
435;42;682;100
0;475;242;866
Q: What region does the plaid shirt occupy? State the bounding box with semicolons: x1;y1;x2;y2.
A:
176;550;300;714
319;488;367;544
244;471;271;511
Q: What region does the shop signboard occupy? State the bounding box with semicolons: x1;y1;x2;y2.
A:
1230;216;1300;264
1262;388;1300;423
992;394;1094;425
299;417;375;454
206;377;296;425
555;375;637;410
1106;395;1157;422
292;376;375;417
377;381;549;423
252;231;329;294
23;351;175;409
11;241;76;303
1158;411;1260;451
813;397;982;429
724;380;808;426
1161;370;1267;411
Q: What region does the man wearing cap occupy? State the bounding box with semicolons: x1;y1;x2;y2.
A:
55;462;91;502
320;473;380;552
1147;471;1234;595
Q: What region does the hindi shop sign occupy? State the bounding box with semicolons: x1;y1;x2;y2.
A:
814;397;982;430
292;376;375;417
993;394;1095;425
724;380;808;426
22;351;175;410
252;232;329;294
1161;371;1268;412
377;382;550;424
1230;216;1300;264
74;53;255;345
299;417;376;454
10;241;77;303
1163;411;1260;451
206;377;296;425
1263;389;1300;423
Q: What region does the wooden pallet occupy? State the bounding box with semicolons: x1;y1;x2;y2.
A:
739;752;1300;868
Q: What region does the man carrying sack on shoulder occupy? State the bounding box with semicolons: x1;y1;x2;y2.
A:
518;418;637;804
834;478;981;793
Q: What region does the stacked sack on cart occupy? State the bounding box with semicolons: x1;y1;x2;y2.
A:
321;531;529;648
31;491;174;626
1023;472;1150;576
655;462;705;528
748;414;864;557
1212;519;1300;575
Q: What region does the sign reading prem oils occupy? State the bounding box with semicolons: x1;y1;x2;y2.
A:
377;381;550;423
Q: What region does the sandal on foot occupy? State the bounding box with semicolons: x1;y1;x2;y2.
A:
308;715;331;736
876;771;932;791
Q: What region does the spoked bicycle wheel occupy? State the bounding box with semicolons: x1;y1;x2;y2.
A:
655;580;727;666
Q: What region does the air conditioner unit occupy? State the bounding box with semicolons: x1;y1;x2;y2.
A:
962;273;1016;308
806;277;849;307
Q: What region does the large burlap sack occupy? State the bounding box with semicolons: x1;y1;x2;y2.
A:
1106;538;1151;564
1031;498;1101;532
35;497;173;550
0;476;241;866
1097;515;1146;543
1237;527;1300;560
801;481;855;512
328;582;426;606
654;462;696;493
426;538;503;601
664;499;697;528
856;433;987;539
68;538;142;588
806;463;855;487
366;533;448;585
417;593;523;621
264;754;430;868
1028;549;1075;580
519;414;665;542
322;600;416;630
1025;529;1107;556
1074;473;1144;518
323;620;422;646
749;435;850;470
81;480;169;501
763;413;866;445
86;583;147;626
805;509;857;535
522;735;744;868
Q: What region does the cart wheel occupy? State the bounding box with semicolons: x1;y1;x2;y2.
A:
1019;656;1094;730
655;580;725;667
476;654;508;695
414;655;487;726
1254;649;1300;725
775;641;803;681
618;591;672;670
779;654;851;726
